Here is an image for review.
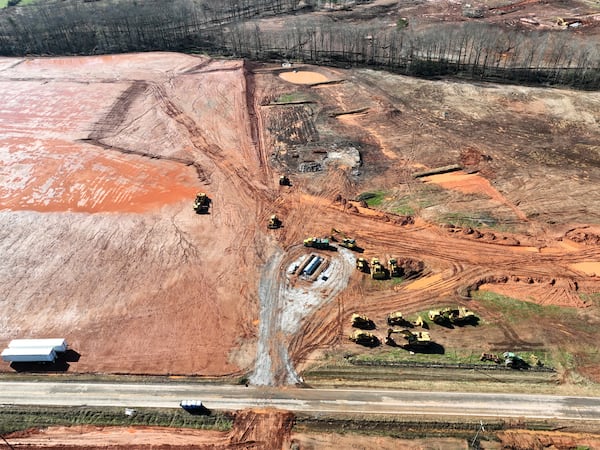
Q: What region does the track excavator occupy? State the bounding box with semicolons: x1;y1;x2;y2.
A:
349;330;380;347
330;228;357;250
267;215;282;229
193;193;210;214
279;175;291;186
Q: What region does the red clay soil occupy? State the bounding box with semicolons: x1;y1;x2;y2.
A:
0;51;599;382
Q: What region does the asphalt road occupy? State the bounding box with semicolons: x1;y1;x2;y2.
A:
1;381;599;420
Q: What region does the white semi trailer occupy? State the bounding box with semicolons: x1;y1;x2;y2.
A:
1;347;57;363
8;338;68;353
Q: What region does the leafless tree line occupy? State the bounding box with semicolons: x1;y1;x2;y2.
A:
0;0;598;88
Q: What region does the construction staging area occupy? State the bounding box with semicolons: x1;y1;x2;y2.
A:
0;45;600;446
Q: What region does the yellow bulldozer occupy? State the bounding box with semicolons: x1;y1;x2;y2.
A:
370;258;387;280
351;313;375;330
387;311;411;327
267;215;282;229
428;306;478;326
193;192;210;214
349;330;380;347
356;257;369;273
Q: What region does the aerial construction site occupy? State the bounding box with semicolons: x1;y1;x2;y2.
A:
1;3;600;444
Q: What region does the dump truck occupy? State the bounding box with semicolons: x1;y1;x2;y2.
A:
387;311;411;327
330;228;357;249
356;257;369;273
303;237;330;249
370;258;387;280
388;258;402;277
349;330;380;347
351;313;375;330
279;175;291;186
267;215;282;229
193;193;210;214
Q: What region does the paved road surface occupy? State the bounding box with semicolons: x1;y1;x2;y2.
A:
1;381;599;420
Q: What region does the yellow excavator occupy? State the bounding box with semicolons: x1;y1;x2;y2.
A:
330;228;357;250
385;328;431;348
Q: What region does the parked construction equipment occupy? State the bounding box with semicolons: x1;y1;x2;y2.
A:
349;330;380;347
330;228;357;249
387;312;411;327
351;313;375;330
267;215;282;229
356;257;369;273
303;237;330;249
385;328;431;348
428;306;478;325
193;193;210;214
480;352;536;369
388;258;402;277
413;315;427;328
370;258;387;280
279;175;291;186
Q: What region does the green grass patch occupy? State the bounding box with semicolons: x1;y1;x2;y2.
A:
0;405;233;434
472;290;577;323
274;92;307;103
440;211;498;228
580;292;600;306
352;347;481;365
357;190;386;207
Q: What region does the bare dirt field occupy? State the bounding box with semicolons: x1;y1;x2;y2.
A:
1;2;600;443
1;48;600;383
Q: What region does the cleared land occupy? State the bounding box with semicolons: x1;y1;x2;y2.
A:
1;1;600;444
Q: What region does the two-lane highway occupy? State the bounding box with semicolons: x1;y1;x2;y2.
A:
1;381;599;420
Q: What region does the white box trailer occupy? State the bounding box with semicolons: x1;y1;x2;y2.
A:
1;346;57;363
8;338;68;353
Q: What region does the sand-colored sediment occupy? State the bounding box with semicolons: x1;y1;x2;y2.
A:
570;261;600;276
279;71;328;84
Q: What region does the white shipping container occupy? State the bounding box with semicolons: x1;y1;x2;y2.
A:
8;338;67;353
1;347;57;363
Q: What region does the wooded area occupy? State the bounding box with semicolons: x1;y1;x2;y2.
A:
0;0;598;88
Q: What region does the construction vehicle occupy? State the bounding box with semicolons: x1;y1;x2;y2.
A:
428;307;478;325
349;330;380;347
370;258;387;280
387;312;411;327
356;257;369;273
303;237;330;249
413;315;427;328
351;313;375;330
330;228;357;250
267;215;282;229
279;175;291;186
388;258;402;277
193;193;210;214
503;352;529;369
385;328;431;348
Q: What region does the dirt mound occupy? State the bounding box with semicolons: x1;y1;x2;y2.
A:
229;409;294;449
498;429;600;450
